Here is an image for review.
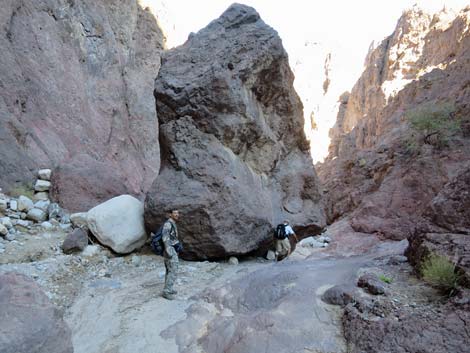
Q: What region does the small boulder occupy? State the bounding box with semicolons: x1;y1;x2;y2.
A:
33;192;49;201
0;224;8;236
87;195;146;254
9;200;18;211
81;245;100;257
5;233;16;241
0;272;73;353
70;212;88;228
34;179;51;192
38;169;52;181
321;285;357;306
41;221;54;229
17;196;34;212
0;199;7;212
0;217;13;229
62;228;88;254
228;256;239;265
26;208;48;223
357;273;386;295
34;200;50;212
266;250;276;260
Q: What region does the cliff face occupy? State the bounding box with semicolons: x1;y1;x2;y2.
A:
0;0;164;211
145;4;326;260
318;7;470;240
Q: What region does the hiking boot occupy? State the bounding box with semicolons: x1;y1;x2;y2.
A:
168;289;178;295
162;292;176;300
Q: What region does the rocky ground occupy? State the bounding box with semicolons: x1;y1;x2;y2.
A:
2;219;467;353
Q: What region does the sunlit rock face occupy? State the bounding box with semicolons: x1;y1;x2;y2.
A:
0;0;164;212
145;4;326;260
318;6;470;239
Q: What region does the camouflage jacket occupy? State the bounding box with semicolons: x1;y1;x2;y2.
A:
162;218;179;257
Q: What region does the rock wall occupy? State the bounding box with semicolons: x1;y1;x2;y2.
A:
0;0;164;212
318;7;470;241
145;4;326;260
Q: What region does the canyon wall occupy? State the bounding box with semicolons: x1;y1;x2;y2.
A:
0;0;164;211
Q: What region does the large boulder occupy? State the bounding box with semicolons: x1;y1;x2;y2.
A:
145;4;325;260
0;0;164;210
87;195;146;254
0;272;73;353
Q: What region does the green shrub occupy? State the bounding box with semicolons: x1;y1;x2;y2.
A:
421;254;460;295
405;102;460;147
378;274;393;284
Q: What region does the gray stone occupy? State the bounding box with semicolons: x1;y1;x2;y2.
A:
81;245;100;257
34;179;51;192
33;192;49;201
9;200;17;211
26;208;47;223
0;217;13;229
16;220;32;228
38;169;52;181
321;285;357;306
0;224;8;236
17;196;33;212
357;273;386;295
0;199;7;212
62;228;88;254
41;221;54;229
228;256;239;265
266;250;276;260
70;212;88;229
5;233;15;241
131;255;141;267
34;199;50;212
20;213;27;220
0;272;73;353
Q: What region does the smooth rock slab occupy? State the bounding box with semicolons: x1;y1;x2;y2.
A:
0;272;73;353
87;195;146;254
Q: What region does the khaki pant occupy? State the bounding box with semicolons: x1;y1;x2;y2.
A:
275;238;291;258
163;255;179;295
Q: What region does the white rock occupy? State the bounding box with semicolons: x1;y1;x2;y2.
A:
228;256;239;265
0;199;7;212
266;250;276;260
131;255;141;267
34;200;50;212
38;169;52;181
33;192;49;201
26;208;47;222
20;212;27;220
0;217;13;229
81;245;100;257
87;195;146;254
9;200;18;211
70;212;88;228
16;220;32;228
34;179;51;192
59;223;72;231
18;196;34;212
41;221;54;229
0;224;8;236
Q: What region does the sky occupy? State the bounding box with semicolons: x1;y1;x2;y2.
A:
141;0;469;162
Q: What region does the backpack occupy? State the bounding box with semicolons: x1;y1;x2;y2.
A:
150;221;175;256
274;224;287;239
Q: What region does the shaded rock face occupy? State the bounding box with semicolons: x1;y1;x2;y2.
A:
318;7;470;241
145;4;325;259
406;167;470;285
0;272;73;353
0;0;164;212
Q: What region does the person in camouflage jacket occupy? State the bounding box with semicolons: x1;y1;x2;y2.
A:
162;209;182;300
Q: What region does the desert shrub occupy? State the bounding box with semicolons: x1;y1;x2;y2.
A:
421;254;460;295
378;274;392;284
405;102;460;147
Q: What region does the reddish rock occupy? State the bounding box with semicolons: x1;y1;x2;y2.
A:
0;0;164;210
62;228;88;254
0;272;73;353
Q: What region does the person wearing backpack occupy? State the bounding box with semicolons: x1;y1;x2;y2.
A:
160;209;182;300
274;220;298;261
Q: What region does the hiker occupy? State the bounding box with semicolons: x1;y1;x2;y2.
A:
274;220;298;261
161;209;182;300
